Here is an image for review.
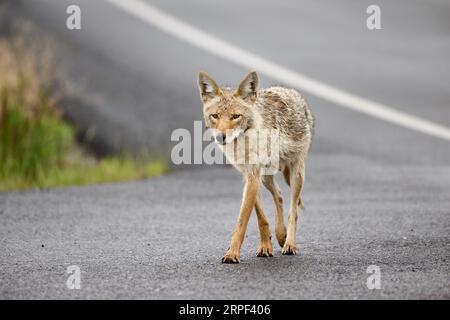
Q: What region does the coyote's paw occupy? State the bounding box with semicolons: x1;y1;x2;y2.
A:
256;242;273;257
275;227;287;248
282;242;297;255
221;250;240;263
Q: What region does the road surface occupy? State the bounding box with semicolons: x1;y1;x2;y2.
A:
0;0;449;299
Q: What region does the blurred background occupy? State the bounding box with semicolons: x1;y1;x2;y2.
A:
1;0;449;192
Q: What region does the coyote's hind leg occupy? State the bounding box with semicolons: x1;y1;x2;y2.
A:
282;159;305;255
262;175;286;248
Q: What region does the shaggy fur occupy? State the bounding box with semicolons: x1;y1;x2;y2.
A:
198;71;314;263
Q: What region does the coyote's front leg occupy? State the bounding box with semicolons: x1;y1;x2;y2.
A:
255;194;273;257
222;168;260;263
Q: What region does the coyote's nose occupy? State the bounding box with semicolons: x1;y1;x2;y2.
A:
215;132;226;145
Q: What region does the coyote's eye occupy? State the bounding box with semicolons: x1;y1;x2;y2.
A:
210;114;219;120
231;114;241;120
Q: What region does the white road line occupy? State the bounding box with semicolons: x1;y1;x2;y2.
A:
105;0;450;142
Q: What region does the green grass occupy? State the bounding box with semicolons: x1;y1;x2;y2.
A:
0;65;168;192
0;154;169;192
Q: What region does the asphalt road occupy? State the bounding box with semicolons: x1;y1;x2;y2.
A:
0;0;449;299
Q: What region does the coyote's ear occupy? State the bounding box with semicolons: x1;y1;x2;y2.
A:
198;71;222;103
236;71;259;102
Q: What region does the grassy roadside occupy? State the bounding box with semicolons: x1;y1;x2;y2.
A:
0;38;168;192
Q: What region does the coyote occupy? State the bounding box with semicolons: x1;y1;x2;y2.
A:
197;71;314;263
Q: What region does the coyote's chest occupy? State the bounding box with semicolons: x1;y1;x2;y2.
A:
218;129;281;174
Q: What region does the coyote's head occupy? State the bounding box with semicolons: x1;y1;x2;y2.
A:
197;71;259;145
